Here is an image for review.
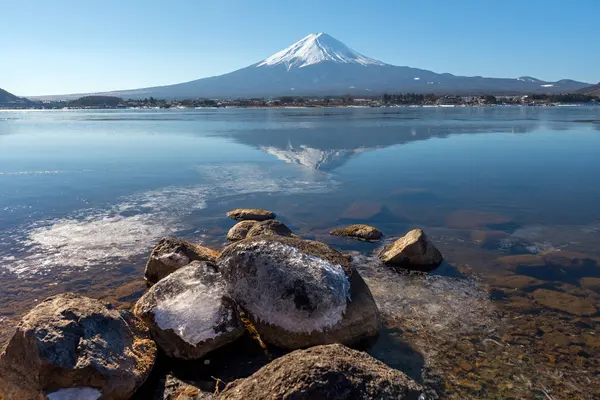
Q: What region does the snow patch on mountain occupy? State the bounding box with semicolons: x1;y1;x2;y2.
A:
257;32;386;70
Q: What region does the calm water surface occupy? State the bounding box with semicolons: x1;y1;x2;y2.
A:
1;107;600;399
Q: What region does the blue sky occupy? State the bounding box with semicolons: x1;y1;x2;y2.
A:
2;0;599;96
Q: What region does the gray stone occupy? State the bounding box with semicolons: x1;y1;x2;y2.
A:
0;293;156;400
218;236;380;350
145;238;220;284
134;261;244;360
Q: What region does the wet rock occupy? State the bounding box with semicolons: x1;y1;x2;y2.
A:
580;277;600;293
340;201;398;222
245;219;295;239
446;210;514;230
499;251;600;283
330;224;383;241
0;293;156;400
134;261;244;360
226;208;275;221
218;236;381;349
218;344;422;400
489;274;545;290
379;229;443;270
531;289;597;316
158;375;211;400
145;238;220;284
226;220;258;242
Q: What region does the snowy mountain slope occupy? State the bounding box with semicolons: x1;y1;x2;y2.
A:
32;33;590;100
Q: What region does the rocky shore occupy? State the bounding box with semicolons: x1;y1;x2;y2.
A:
0;208;444;400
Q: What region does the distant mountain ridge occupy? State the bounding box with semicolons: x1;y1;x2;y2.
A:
577;82;600;97
31;33;591;100
0;88;23;103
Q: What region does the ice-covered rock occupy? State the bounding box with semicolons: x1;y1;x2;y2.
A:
330;224;383;241
226;208;275;221
379;229;443;270
0;293;156;400
246;219;295;239
145;238;220;283
219;344;422;400
218;236;380;349
134;261;244;359
226;220;258;241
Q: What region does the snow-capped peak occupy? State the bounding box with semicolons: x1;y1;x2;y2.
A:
257;32;386;70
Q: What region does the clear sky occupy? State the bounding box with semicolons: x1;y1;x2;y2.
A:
2;0;599;96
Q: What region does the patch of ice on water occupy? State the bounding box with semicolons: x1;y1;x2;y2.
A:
46;387;102;400
222;241;350;333
1;164;337;276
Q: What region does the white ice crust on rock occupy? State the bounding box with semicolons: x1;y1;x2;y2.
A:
222;241;351;333
47;388;102;400
152;264;233;345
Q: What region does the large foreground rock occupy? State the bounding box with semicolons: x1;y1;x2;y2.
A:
145;238;220;284
379;229;443;270
0;293;156;400
246;219;295;239
330;224;383;241
134;261;244;360
226;208;275;221
219;344;422;400
218;236;381;349
226;220;258;241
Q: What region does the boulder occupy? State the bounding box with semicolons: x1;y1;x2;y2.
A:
226;220;258;242
379;229;443;270
531;289;597;316
330;224;383;241
145;238;220;284
218;344;422;400
218;236;381;349
0;293;156;400
245;220;295;239
226;208;275;221
157;375;212;400
134;261;244;360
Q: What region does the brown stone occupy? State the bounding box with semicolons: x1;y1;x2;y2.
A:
489;274;545;290
531;289;597;316
226;220;258;241
580;277;600;292
245;219;295;239
0;293;156;400
543;331;572;347
145;238;220;284
446;210;512;229
330;224;383;241
219;344;422;400
226;208;275;221
379;229;443;269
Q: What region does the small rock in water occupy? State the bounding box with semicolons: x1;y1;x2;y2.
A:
226;220;258;241
134;261;244;360
218;236;381;349
330;224;383;241
379;229;443;270
226;208;275;221
145;237;220;283
0;293;156;400
219;344;422;400
246;219;295;238
531;288;597;316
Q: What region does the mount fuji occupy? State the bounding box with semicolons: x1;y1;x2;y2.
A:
37;32;589;100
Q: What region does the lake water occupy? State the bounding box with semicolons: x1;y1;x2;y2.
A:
1;107;600;399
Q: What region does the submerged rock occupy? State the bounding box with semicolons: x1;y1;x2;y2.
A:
498;251;600;283
219;344;422;400
531;289;597;316
134;261;244;360
0;293;156;400
245;219;295;239
580;277;600;293
330;224;383;241
145;238;220;284
218;236;381;349
379;229;443;270
226;220;258;241
226;208;275;221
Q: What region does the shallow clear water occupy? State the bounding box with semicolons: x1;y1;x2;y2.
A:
1;107;600;398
